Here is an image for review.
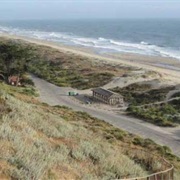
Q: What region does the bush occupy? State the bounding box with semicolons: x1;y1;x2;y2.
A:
133;137;144;146
21;78;34;86
127;105;178;127
0;97;11;116
21;87;38;96
111;85;175;106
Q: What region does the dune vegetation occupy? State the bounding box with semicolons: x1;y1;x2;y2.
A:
0;38;132;90
111;84;175;106
0;83;179;179
0;37;179;179
111;83;180;127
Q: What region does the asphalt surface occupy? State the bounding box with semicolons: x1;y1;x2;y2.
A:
31;75;180;157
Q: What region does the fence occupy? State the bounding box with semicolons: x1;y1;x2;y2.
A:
119;145;174;180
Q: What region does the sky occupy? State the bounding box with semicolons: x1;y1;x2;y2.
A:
0;0;180;20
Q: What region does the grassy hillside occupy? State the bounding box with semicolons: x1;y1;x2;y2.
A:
111;83;180;127
27;41;133;89
111;84;175;106
0;37;179;179
0;38;132;89
127;103;180;127
0;83;179;179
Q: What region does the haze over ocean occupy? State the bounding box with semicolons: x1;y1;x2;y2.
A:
0;19;180;60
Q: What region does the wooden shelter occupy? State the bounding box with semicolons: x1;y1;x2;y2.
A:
8;76;21;86
92;88;124;106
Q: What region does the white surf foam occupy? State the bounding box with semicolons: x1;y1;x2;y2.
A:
0;25;180;60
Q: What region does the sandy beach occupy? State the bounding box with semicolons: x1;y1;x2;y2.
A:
1;32;180;83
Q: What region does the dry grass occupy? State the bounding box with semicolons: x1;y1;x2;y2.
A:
0;84;179;179
0;38;133;89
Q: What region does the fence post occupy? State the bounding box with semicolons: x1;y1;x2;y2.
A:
161;173;164;180
154;174;156;180
171;168;174;180
119;145;174;180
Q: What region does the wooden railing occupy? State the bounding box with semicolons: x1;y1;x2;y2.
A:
119;145;174;180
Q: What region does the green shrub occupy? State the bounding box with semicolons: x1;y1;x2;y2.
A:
21;78;34;86
21;87;38;96
127;104;179;127
112;85;175;106
133;137;144;146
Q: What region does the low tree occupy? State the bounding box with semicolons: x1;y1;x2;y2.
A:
0;41;34;82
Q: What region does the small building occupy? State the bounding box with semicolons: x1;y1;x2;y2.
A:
92;88;124;106
8;76;21;86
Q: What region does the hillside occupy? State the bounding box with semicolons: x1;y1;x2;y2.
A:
111;82;180;127
0;37;180;179
0;38;134;90
0;83;179;179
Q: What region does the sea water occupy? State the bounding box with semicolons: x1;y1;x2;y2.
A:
0;19;180;60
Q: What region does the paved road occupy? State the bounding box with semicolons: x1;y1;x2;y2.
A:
31;75;180;157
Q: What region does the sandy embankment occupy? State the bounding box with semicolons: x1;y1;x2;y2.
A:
0;33;180;83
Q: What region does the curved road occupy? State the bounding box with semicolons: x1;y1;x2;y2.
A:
31;75;180;157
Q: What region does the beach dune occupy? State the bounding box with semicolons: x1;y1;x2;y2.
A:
0;33;180;84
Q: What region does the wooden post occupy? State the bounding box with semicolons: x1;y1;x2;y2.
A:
16;75;20;86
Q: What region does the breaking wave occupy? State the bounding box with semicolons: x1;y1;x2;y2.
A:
0;25;180;60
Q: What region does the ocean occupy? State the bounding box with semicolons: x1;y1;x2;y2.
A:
0;19;180;60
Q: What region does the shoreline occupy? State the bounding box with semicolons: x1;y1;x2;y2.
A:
1;32;180;83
